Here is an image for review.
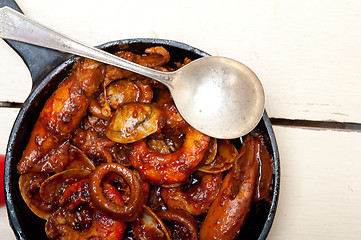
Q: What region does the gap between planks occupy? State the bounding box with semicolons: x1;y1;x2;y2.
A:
1;102;361;132
270;118;361;132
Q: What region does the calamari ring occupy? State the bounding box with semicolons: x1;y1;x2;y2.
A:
130;127;210;185
89;163;144;221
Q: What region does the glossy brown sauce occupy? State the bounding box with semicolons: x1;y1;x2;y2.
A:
18;47;273;240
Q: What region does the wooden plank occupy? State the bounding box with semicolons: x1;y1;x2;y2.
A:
268;126;361;239
0;40;31;103
0;122;360;239
0;207;15;240
0;0;359;123
0;108;19;154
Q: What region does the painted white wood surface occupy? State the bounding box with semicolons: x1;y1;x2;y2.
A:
0;0;361;123
1;0;361;239
0;108;19;154
0;121;361;239
0;207;15;240
268;126;361;240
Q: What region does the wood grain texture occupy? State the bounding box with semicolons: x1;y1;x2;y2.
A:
0;207;15;240
0;108;19;154
0;40;31;103
1;0;361;239
269;126;361;239
1;0;360;122
1;119;360;239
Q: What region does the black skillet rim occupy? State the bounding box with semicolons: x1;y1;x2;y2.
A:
5;38;280;239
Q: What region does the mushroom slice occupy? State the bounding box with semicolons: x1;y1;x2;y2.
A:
131;205;171;240
19;172;56;219
65;144;95;171
106;103;165;143
198;139;238;173
39;169;91;204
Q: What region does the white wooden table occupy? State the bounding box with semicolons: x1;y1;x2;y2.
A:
1;0;361;239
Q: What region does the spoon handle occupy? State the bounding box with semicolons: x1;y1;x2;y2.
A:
0;7;173;86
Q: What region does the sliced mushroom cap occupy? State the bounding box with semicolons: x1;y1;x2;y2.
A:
39;169;91;204
198;139;238;173
106;103;165;143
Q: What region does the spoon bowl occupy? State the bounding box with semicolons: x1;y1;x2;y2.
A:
0;6;265;138
170;56;265;138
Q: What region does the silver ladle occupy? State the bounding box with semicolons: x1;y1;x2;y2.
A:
0;7;265;139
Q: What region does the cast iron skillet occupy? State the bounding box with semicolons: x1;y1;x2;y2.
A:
2;1;280;239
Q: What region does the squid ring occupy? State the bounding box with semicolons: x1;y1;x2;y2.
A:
89;163;143;221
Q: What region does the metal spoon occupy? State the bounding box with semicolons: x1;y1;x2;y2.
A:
0;6;264;139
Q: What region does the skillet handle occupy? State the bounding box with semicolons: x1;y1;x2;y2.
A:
0;0;69;90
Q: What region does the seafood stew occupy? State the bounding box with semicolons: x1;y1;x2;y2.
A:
7;39;279;240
